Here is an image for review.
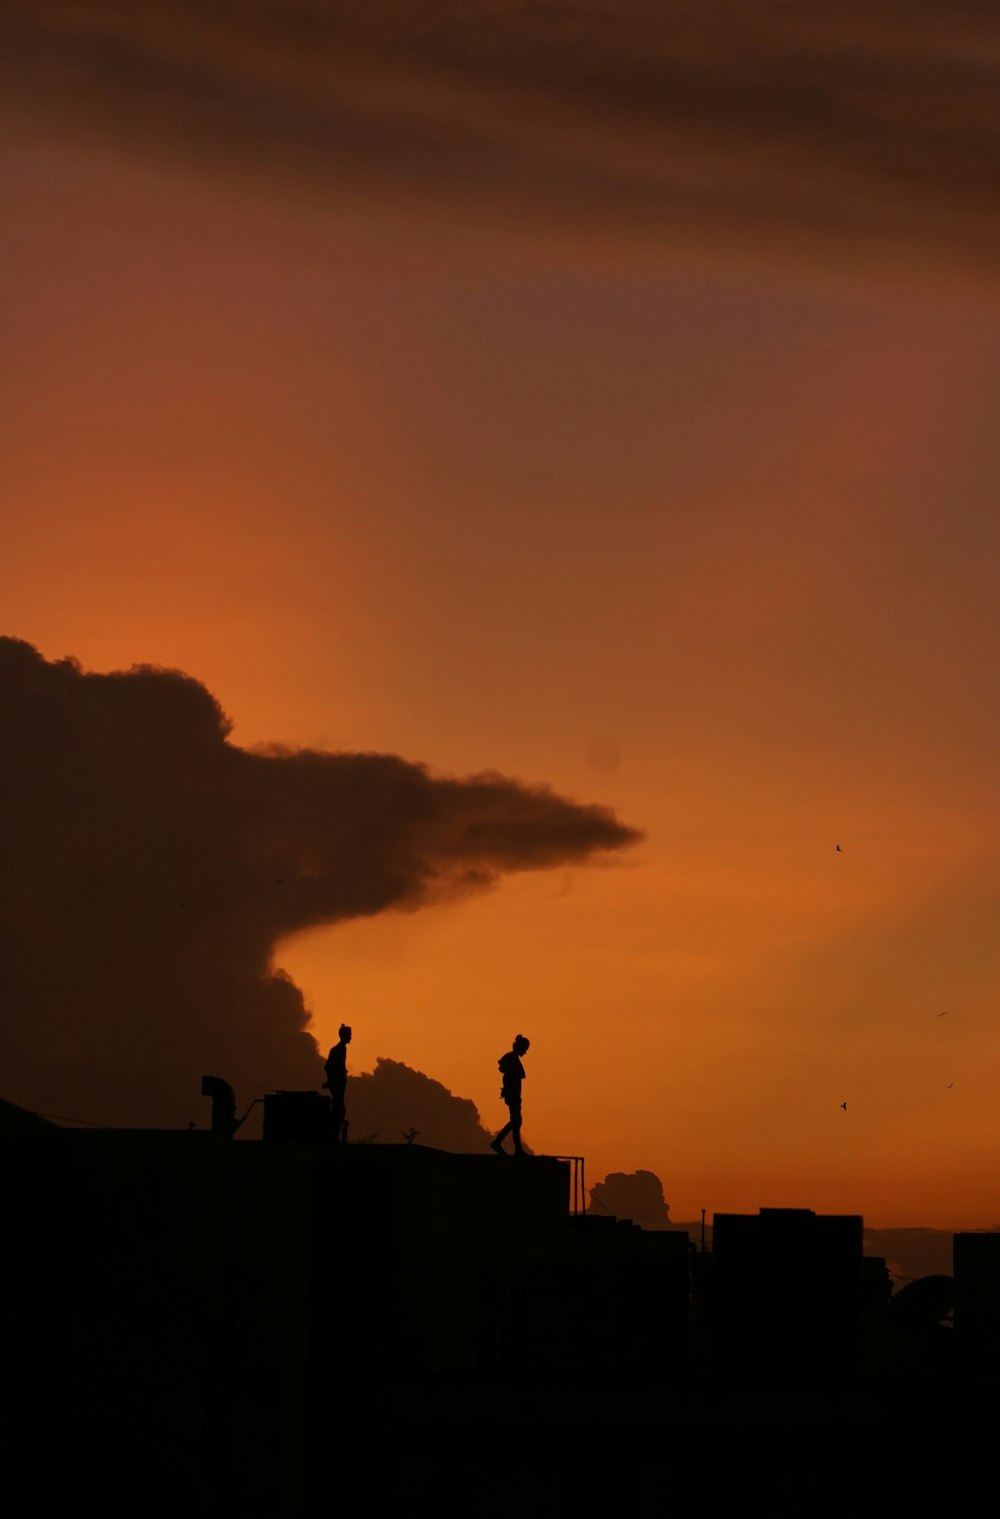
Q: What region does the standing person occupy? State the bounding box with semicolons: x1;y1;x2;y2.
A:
323;1023;352;1141
490;1035;530;1156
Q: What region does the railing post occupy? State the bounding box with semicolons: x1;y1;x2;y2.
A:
554;1155;586;1216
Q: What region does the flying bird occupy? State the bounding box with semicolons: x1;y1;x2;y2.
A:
840;1101;847;1111
945;1083;954;1089
936;1010;949;1017
835;844;842;852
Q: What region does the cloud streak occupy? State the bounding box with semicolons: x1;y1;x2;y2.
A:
0;638;638;1125
2;3;1000;275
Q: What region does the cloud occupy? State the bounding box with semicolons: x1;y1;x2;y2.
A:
588;1169;671;1230
0;638;638;1126
344;1057;493;1151
2;3;999;276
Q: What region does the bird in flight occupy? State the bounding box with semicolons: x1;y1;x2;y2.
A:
835;844;842;852
840;1101;847;1111
944;1083;954;1089
936;1010;949;1017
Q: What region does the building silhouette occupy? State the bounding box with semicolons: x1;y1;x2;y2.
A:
954;1231;1000;1382
710;1208;863;1382
5;1089;1000;1512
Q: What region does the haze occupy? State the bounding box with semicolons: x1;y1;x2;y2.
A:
4;3;1000;1227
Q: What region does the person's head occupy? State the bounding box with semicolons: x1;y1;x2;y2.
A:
339;1023;353;1044
513;1034;530;1055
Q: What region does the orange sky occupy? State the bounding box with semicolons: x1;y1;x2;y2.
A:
4;11;1000;1227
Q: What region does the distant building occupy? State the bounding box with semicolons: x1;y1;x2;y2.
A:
710;1207;863;1382
527;1214;691;1380
954;1231;1000;1381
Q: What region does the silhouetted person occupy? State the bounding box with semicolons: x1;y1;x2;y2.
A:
490;1034;530;1156
323;1023;352;1141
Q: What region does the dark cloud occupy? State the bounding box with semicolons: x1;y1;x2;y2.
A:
345;1057;493;1151
588;1169;671;1230
0;638;638;1126
2;3;999;275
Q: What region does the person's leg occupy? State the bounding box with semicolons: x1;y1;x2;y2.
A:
510;1100;524;1155
491;1119;512;1153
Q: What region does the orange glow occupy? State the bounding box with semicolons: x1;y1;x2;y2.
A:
5;138;1000;1228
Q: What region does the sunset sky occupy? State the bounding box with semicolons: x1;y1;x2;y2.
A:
4;3;1000;1227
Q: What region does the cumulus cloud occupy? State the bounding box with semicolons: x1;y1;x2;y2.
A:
588;1169;671;1230
0;638;638;1126
2;3;999;275
344;1057;493;1151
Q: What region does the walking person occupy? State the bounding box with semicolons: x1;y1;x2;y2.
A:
323;1023;352;1141
490;1035;530;1156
